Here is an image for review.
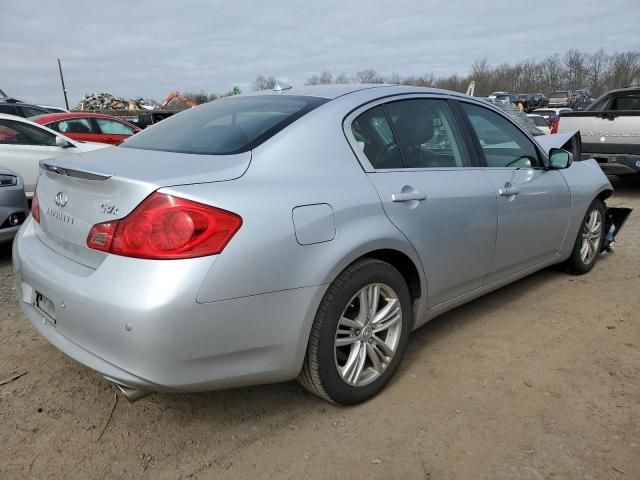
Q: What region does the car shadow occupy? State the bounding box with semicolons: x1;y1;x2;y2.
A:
610;176;640;199
0;241;12;265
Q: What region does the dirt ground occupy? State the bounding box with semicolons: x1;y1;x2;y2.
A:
1;178;638;480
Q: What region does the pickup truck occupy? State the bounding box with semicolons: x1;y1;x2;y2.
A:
556;87;640;177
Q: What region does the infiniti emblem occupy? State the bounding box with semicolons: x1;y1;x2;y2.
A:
55;192;68;208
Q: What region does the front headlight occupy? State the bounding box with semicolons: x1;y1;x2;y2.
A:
0;174;17;186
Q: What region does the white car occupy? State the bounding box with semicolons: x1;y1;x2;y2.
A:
527;114;551;134
0;113;109;197
532;107;573;120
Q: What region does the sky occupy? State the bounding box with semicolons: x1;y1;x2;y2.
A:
1;0;639;107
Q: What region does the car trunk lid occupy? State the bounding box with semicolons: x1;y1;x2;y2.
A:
35;147;251;268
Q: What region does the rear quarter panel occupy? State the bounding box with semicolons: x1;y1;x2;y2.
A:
160;98;426;314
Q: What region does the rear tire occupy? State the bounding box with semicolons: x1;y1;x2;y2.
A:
565;199;605;275
298;258;412;405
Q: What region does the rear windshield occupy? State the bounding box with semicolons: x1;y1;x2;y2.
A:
121;95;328;155
529;116;548;127
550;92;568;97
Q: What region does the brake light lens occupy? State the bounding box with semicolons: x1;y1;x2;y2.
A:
32;190;41;224
551;117;559;134
87;192;242;259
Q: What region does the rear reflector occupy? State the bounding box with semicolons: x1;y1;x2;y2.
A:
87;192;242;259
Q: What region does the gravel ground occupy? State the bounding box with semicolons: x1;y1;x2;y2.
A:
1;177;638;480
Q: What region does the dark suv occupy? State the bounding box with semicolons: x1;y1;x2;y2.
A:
0;101;55;118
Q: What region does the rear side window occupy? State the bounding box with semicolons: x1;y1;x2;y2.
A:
611;94;640;111
20;105;49;118
96;118;135;135
351;105;403;169
0;119;56;146
122;95;328;155
0;104;18;116
385;99;470;168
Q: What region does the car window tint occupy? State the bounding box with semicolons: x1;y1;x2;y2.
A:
351;105;403;169
54;118;94;134
21;105;49;118
385;99;470;168
96;118;135;135
530;116;548;127
0;119;56;146
611;94;640;111
462;103;540;168
0;104;18;115
122;95;328;155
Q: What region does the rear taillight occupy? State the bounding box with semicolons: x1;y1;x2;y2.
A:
87;192;242;259
32;190;41;224
551;117;559;134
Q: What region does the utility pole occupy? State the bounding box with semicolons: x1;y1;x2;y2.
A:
57;58;69;110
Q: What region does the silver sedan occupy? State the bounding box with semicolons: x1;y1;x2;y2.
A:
0;167;28;244
13;85;617;404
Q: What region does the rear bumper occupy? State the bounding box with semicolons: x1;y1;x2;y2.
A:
13;219;326;393
583;153;640;176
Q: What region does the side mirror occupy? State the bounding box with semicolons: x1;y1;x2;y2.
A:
55;136;74;148
549;148;573;169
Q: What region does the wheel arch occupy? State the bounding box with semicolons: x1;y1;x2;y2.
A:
322;242;427;330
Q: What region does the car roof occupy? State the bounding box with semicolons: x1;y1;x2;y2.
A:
244;83;471;101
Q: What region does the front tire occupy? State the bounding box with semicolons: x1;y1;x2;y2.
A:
298;258;412;404
566;199;605;275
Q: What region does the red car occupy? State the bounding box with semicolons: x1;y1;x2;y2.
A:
31;112;141;145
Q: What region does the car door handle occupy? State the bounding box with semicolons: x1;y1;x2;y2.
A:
391;192;426;202
498;182;519;196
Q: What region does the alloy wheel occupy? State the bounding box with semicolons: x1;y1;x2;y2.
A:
334;283;403;387
580;209;602;265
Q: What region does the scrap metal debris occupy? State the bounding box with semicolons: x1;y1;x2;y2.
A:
0;371;27;386
76;93;158;111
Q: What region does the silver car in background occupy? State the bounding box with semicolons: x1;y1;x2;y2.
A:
13;85;618;404
0;167;28;244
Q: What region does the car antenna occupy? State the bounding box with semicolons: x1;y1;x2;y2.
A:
272;80;292;93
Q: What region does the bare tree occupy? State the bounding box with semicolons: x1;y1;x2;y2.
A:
607;51;640;90
252;75;276;91
356;69;384;83
306;70;333;85
564;49;587;90
586;49;610;97
334;73;352;84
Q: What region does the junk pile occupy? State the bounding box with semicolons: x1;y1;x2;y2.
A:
76;93;157;111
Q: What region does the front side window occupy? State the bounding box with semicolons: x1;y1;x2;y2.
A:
54;118;95;135
462;103;541;168
96;118;135;135
0;120;56;146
